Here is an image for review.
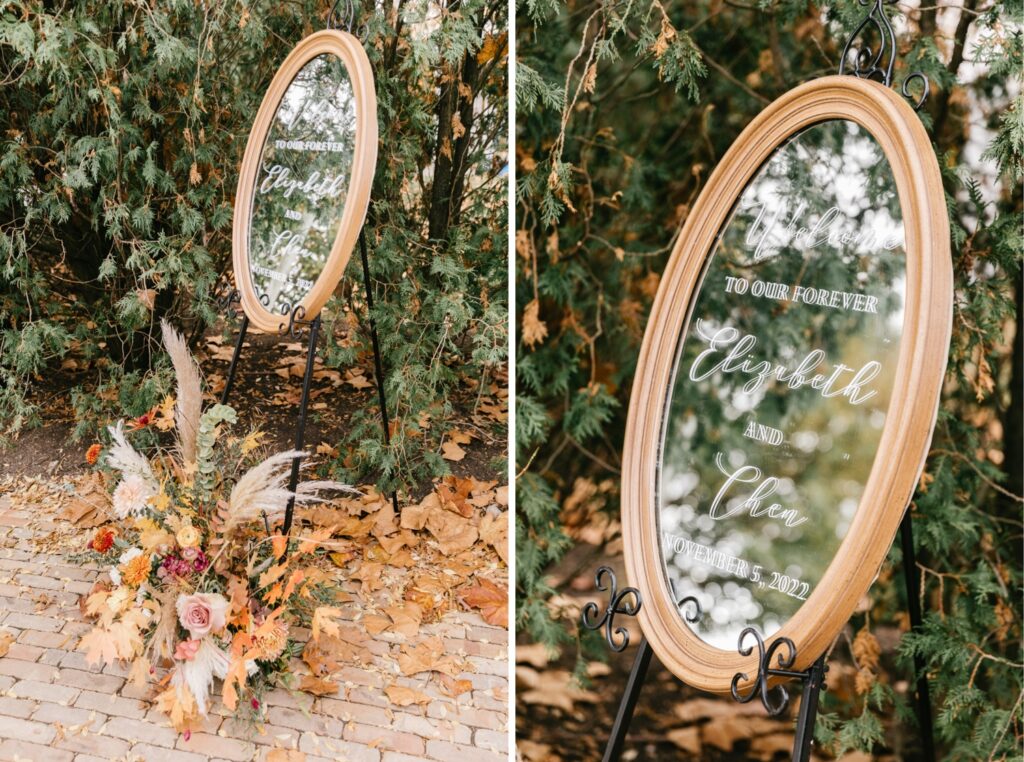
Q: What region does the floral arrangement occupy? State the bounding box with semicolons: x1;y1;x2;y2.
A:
80;321;355;732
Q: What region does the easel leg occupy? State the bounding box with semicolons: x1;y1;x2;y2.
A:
220;314;249;406
791;655;827;762
282;315;322;538
900;512;936;761
358;231;400;514
602;639;653;762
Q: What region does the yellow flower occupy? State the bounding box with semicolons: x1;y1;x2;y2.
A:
176;524;201;549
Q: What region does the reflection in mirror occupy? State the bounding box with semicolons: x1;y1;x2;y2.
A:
657;120;906;649
248;53;356;317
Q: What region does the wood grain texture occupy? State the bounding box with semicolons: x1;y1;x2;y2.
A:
621;75;952;694
232;30;378;333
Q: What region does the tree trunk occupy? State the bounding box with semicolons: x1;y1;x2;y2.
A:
427;9;488;243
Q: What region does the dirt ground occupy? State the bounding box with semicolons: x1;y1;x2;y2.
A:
1;319;506;494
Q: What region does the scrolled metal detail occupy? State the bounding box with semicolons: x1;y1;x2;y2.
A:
278;303;316;339
678;595;703;624
580;566;642;652
327;0;358;33
216;288;241;312
730;627;801;716
839;0;930;109
839;0;898;85
216;288;271;319
901;71;930;111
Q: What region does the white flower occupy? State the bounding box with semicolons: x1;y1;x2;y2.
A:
119;547;143;565
105;421;157;484
108;566;121;586
112;475;156;519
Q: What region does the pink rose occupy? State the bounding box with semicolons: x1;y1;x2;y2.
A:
175;593;228;639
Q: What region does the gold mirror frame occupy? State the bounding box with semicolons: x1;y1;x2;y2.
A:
621;76;952;694
232;29;378;333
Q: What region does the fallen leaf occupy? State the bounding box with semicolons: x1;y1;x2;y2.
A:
517;667;599;712
303;630;371;675
436;476;475;518
459;579;508;627
311;607;343;641
398;637;463;677
271;535;288;560
316;442;339;458
345;370;373;390
479;511;508;564
384;684;432;707
401;493;439;530
0;630;14;658
667;727;700;755
437;674;473;698
377;528;419;556
515;643;552;669
426;510;478;556
441;440;466;462
329;551;354;567
361;614;391;635
446;429;473;445
349;562;385;594
299;675;340;696
385;603;423;638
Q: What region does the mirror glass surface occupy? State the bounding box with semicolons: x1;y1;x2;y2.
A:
247;53;356;316
657;119;906;649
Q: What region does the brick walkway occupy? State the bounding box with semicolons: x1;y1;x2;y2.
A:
0;487;510;762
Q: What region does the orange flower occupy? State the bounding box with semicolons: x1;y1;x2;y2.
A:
125;407;157;431
85;444;103;465
90;527;116;554
120;552;152;587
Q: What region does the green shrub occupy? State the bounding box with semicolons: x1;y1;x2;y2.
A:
0;0;508;491
516;0;1021;756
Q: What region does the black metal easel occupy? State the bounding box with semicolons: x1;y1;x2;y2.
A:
217;2;398;541
585;2;938;759
218;228;400;538
584;510;933;761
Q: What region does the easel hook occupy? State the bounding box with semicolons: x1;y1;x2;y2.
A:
327;0;358;33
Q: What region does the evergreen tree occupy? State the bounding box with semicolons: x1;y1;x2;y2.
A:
516;0;1021;755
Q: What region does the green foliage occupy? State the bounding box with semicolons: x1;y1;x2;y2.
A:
516;0;1022;756
195;403;238;498
0;0;508;493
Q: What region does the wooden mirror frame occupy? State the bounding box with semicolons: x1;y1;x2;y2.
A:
621;75;952;694
232;29;378;333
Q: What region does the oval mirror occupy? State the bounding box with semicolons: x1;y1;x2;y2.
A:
232;30;378;332
622;76;952;693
